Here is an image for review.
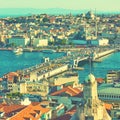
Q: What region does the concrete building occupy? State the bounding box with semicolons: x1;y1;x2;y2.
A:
8;36;30;47
20;81;49;96
8;103;52;120
91;38;109;46
49;73;79;87
111;104;120;120
98;83;120;103
106;70;120;83
48;86;82;109
40;101;65;119
71;74;111;120
33;38;48;47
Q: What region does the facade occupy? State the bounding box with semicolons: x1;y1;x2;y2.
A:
91;38;109;46
40;101;65;119
106;70;120;83
30;64;68;81
33;38;48;47
8;36;30;47
111;104;120;120
50;75;79;87
71;73;111;120
98;83;120;103
48;86;82;109
20;81;49;96
98;38;109;46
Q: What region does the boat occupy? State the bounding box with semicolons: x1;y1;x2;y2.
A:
13;48;23;54
41;49;56;54
73;67;84;70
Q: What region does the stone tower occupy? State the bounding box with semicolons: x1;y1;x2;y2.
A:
84;73;98;102
71;73;111;120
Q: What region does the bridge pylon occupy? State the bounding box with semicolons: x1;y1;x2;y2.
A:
43;57;50;63
73;59;79;68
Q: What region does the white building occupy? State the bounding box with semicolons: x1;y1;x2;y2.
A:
20;81;49;96
33;38;48;47
8;36;30;47
106;70;120;83
91;38;109;46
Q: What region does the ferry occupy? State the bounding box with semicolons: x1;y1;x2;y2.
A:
13;47;23;54
41;49;56;54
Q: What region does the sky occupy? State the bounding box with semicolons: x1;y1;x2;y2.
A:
0;0;120;12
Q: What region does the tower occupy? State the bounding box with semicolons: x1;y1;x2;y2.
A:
71;73;111;120
83;73;98;103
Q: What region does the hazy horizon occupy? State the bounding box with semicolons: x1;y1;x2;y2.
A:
0;0;120;12
0;8;119;17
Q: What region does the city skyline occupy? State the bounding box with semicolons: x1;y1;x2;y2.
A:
0;0;120;12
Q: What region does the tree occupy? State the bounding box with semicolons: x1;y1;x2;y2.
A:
42;17;49;23
61;39;67;45
104;77;107;83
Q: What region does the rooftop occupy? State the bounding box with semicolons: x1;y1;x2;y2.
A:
98;83;120;95
8;103;51;120
0;103;26;116
53;106;76;120
50;86;82;97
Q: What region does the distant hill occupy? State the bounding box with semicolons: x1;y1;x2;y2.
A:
0;8;87;15
0;8;119;17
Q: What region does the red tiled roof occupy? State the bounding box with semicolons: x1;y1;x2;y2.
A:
96;78;104;83
0;78;3;81
7;76;14;81
104;103;113;110
7;72;19;77
9;103;51;120
0;104;26;115
24;75;30;79
51;86;82;97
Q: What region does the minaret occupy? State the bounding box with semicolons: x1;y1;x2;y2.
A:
95;9;98;39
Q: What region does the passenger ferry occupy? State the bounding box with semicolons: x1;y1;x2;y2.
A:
13;47;23;54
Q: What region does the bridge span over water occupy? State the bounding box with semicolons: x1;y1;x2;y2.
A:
17;47;117;81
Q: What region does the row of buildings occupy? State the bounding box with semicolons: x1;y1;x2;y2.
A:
0;65;120;119
0;11;120;47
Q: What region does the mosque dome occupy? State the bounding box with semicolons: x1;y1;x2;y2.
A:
85;73;96;83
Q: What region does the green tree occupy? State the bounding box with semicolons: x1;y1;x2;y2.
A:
104;77;107;83
61;39;67;45
42;17;49;23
